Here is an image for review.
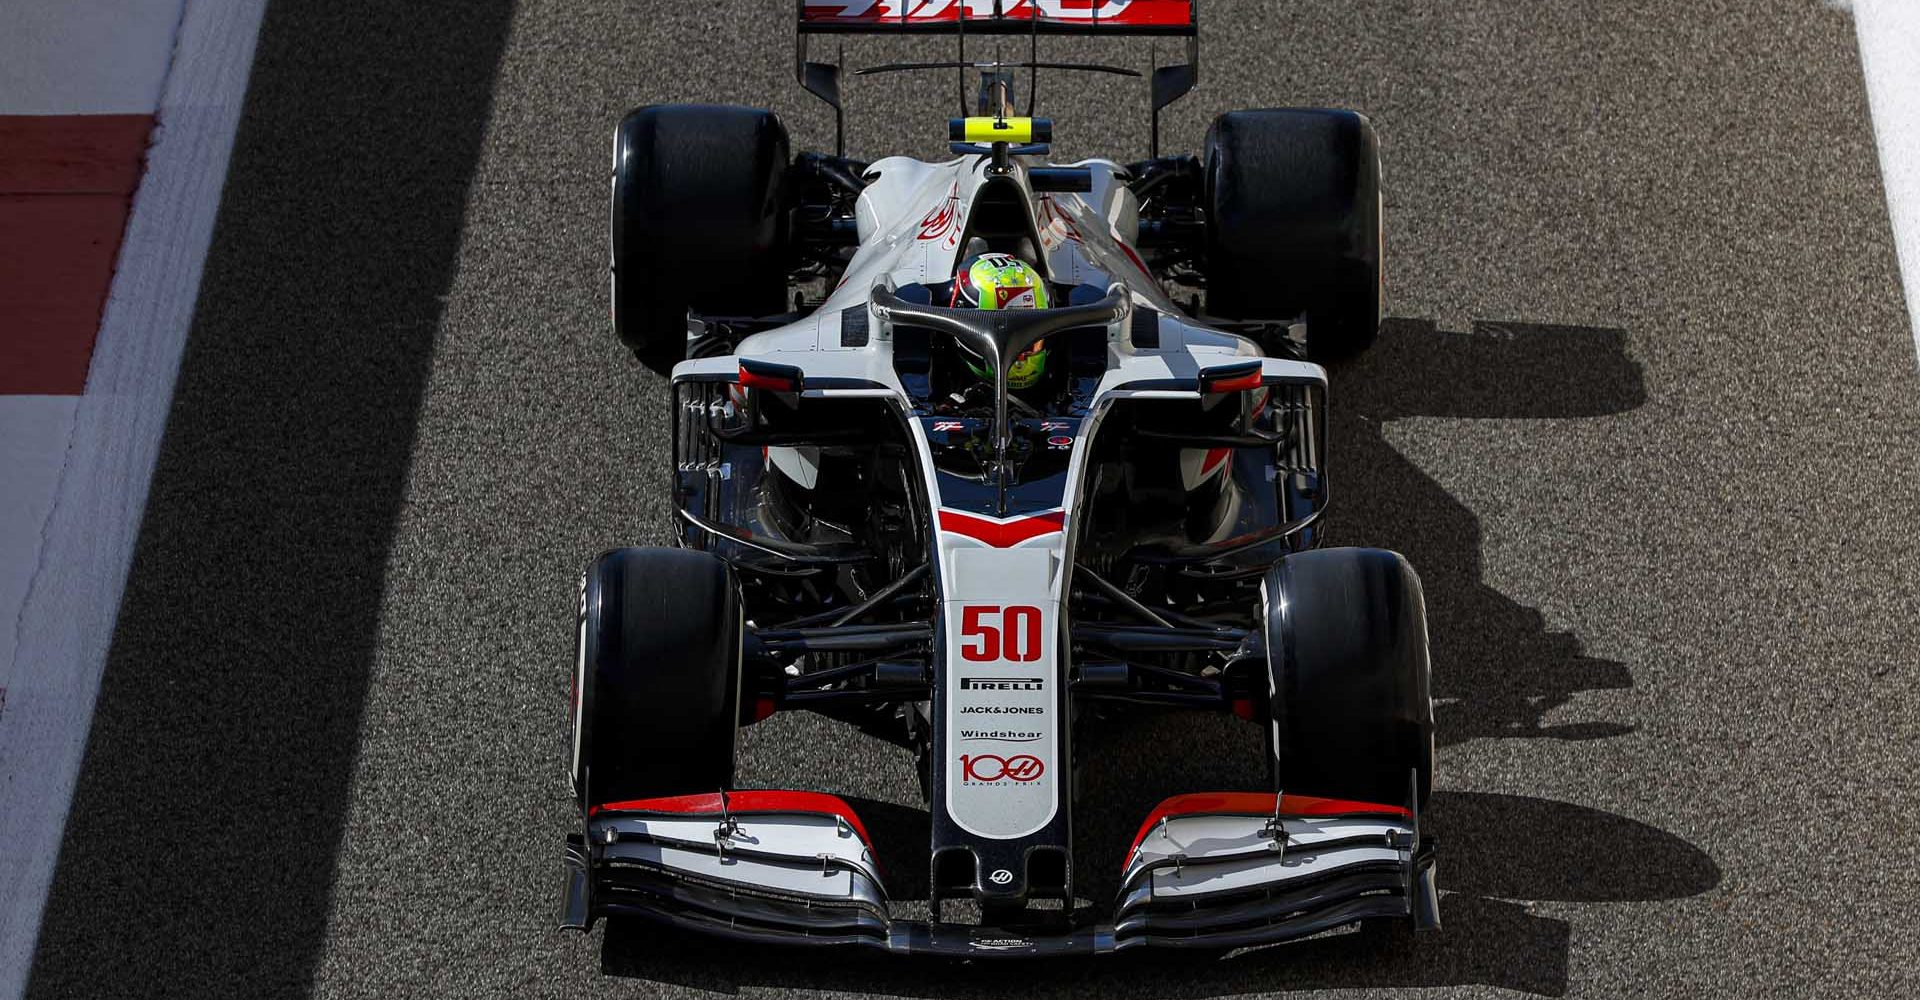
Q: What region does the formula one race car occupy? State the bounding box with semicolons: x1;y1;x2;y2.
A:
561;0;1436;957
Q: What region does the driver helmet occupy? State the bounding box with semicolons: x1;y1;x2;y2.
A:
951;252;1051;389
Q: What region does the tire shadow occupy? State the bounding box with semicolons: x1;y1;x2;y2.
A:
25;3;514;998
1064;319;1650;901
1327;318;1647;747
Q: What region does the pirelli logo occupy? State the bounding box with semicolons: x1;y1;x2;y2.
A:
960;676;1044;691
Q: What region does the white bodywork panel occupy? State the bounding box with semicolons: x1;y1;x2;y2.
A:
1123;813;1414;897
941;546;1062;839
591;811;883;896
767;445;821;491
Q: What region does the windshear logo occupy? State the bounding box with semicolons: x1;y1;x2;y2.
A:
917;182;962;247
960;753;1046;782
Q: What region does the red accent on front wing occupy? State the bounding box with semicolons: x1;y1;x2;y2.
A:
590;790;874;846
937;508;1066;547
1127;792;1413;854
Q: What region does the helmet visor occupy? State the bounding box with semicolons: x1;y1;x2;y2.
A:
966;341;1049;389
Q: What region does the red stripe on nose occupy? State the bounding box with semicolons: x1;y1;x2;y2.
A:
937;508;1065;547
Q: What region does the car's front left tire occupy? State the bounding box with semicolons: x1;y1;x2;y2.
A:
572;547;742;809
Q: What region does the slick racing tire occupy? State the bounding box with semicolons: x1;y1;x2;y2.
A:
1203;109;1384;361
610;104;791;374
571;547;742;808
1261;547;1432;808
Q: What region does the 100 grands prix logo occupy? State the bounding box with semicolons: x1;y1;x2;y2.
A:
960;754;1046;782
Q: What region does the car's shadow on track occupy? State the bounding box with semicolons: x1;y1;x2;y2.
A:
22;2;516;999
602;320;1716;996
1329;318;1648;747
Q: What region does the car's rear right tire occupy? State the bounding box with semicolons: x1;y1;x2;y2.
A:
572;547;742;809
1204;108;1384;361
610;104;791;374
1261;547;1433;808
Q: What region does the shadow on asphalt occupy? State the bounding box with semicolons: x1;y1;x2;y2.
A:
600;319;1699;996
24;2;513;999
1331;318;1647;747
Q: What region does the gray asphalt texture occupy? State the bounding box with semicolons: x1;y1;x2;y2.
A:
24;0;1920;997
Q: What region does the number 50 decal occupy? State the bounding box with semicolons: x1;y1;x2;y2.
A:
959;605;1043;662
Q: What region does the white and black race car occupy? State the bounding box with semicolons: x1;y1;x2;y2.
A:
562;0;1436;957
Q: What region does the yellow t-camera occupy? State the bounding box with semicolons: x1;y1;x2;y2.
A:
949;117;1054;145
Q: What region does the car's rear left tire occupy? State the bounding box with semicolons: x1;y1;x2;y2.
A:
572;547;742;809
1204;108;1384;361
1261;547;1433;808
610;104;791;374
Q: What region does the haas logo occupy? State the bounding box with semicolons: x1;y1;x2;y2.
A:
961;754;1045;782
810;1;1149;21
916;182;961;246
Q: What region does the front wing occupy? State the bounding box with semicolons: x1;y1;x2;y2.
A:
560;790;1437;957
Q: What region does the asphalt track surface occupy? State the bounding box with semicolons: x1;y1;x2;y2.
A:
24;1;1920;997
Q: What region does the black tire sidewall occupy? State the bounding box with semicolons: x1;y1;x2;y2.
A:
610;104;791;369
576;547;742;808
1264;547;1433;807
1203;108;1383;361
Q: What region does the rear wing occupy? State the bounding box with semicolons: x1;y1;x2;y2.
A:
796;1;1200;157
798;1;1195;35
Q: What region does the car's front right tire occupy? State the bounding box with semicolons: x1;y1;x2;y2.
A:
1260;546;1433;808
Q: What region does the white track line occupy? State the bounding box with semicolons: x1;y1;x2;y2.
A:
1843;0;1920;362
0;399;79;681
0;2;269;996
